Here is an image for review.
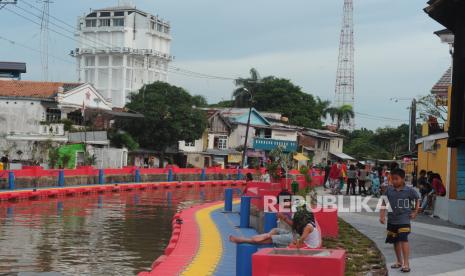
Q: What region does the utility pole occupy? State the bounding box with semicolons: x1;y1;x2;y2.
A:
240;88;254;168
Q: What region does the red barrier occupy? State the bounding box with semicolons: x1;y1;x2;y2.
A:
313;207;339;238
252;248;346;276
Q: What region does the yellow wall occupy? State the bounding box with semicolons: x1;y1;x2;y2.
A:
417;138;449;186
417;137;458;199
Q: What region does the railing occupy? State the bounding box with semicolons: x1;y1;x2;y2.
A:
253;137;297;152
0;166;262;179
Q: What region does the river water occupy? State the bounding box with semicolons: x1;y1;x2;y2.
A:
0;186;228;275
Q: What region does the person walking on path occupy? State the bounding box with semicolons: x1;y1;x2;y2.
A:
346;164;357;195
358;165;368;195
329;160;342;194
379;168;420;273
323;160;332;191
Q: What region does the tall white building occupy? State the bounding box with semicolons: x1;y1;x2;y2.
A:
72;5;173;107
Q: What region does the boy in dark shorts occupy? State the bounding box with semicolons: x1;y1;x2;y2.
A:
379;168;419;273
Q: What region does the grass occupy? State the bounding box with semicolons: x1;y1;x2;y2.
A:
323;219;387;276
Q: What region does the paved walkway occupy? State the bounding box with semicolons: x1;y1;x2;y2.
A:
329;187;465;276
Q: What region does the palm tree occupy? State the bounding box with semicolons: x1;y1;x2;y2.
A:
233;68;261;107
325;104;355;131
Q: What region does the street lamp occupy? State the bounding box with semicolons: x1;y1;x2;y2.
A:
240;88;254;168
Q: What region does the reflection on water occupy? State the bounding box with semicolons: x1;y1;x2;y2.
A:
0;186;228;275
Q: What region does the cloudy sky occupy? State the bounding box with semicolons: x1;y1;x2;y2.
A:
0;0;451;129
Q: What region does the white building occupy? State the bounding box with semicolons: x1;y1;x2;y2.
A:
72;5;173;108
0;80;112;164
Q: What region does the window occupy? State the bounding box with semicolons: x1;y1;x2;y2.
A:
67;110;83;126
157;24;163;32
46;108;61;123
86;12;97;18
164;26;170;34
99;19;111;27
214;136;228;150
99;12;111;17
150;21;155;30
85;56;95;66
86;19;97;27
318;140;322;149
185;141;195;147
113;18;125;27
114;11;124;16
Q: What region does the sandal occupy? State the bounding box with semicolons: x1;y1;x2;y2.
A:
390;263;402;269
401;267;411;273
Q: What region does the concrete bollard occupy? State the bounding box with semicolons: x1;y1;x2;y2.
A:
135;168;141;183
8;171;15;190
264;212;278;233
237;168;242;180
224;188;233;212
58;170;65;187
201;168;207;181
240;196;251;228
236;243;257;276
168;168;174;182
98;169;105;185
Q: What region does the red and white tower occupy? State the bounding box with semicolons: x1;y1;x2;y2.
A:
334;0;355;130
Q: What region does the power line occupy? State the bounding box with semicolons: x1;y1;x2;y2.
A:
355;112;407;122
7;3;239;82
0;34;74;64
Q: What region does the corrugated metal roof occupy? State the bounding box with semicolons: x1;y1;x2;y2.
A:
431;67;452;96
0;62;26;73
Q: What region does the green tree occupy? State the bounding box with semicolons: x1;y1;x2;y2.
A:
231;69;330;129
120;82;207;167
192;95;209;107
108;130;139;151
325;105;355;130
342;125;413;160
233;68;261;107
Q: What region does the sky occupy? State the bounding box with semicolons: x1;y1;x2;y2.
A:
0;0;451;130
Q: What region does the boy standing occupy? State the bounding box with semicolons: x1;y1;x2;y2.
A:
379;168;419;273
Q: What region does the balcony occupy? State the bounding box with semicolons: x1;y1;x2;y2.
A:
253;137;297;152
39;123;65;136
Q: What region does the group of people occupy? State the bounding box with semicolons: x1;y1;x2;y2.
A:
324;160;382;196
417;170;446;214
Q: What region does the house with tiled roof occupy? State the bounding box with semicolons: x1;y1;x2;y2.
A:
0;80;113;165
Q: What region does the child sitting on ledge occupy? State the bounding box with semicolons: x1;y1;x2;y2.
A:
229;205;321;249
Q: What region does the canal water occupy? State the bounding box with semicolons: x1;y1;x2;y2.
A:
0;186;229;275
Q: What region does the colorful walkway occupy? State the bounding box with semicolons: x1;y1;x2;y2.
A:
143;200;259;276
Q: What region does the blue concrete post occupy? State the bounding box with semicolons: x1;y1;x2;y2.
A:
168;168;174;182
227;173;232;180
201;168;207;181
58;170;65;187
237;168;242;180
240;196;251;228
236;243;257;276
98;169;105;185
8;171;15;190
135;168;141;183
457;144;465;199
264;212;278;233
224;188;233;212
